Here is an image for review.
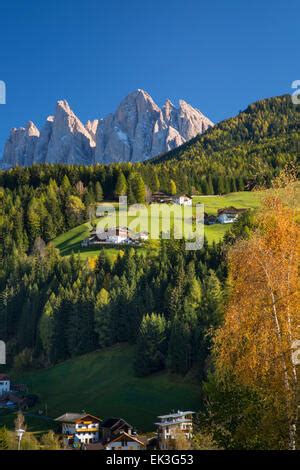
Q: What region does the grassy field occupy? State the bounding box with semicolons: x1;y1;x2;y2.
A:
52;221;125;261
52;191;264;259
12;344;202;432
0;411;58;435
192;190;263;213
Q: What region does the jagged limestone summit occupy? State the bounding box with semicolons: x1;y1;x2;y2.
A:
1;89;213;167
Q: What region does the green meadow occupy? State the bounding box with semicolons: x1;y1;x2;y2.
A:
11;344;202;433
52;191;264;259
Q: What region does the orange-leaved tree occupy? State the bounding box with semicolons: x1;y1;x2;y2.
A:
214;177;299;449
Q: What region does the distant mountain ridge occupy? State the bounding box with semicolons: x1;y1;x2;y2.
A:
1;89;213;167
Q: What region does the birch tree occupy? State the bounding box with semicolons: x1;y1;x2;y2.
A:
214;179;299;449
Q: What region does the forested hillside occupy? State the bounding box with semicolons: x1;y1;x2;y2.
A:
0;232;227;376
152;94;299;188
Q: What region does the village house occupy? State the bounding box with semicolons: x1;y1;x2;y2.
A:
82;227;131;246
82;227;148;247
101;417;134;443
172;195;192;206
204;213;217;225
55;413;101;447
0;374;10;395
86;417;145;451
104;431;145;450
151;192;193;206
155;411;195;450
217;207;247;224
151;192;173;204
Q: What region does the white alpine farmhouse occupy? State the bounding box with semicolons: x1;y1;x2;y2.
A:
172;195;192;206
55;413;101;447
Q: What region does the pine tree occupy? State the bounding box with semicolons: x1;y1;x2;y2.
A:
114;171;127;198
131;173;146;203
61;175;72;195
197;270;223;376
169;179;177;196
207;176;214;195
94;288;112;347
167;279;200;374
134;313;167;376
95;181;104;201
38;293;57;363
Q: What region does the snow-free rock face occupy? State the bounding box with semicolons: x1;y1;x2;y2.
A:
2;100;96;166
1;90;213;166
33;116;54;164
94;89;213;163
85;119;99;141
164;99;213;140
44;100;96;164
2;121;40;166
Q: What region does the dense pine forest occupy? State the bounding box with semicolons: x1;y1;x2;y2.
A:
0;232;229;374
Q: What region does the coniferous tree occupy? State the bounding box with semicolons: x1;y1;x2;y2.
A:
134;313;167;376
169;179;177;195
131;173;146;203
94;288;112;348
95;181;104;201
114;170;127;199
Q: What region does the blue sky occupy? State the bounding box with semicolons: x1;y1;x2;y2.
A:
0;0;299;154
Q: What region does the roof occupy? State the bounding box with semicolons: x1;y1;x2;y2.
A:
55;413;85;423
155;418;194;427
105;431;144;447
0;374;10;381
75;413;102;423
217;207;247;216
101;417;132;430
95;226;134;239
157;410;195;419
55;413;101;423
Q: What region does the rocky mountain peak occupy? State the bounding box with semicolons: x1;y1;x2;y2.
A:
3;121;40;166
94;89;214;164
2;90;213;166
56;99;72;114
26;121;40;136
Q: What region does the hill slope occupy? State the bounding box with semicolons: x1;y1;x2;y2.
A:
151;95;299;181
15;344;202;432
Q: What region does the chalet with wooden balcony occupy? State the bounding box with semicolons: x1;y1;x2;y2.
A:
55;412;101;447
